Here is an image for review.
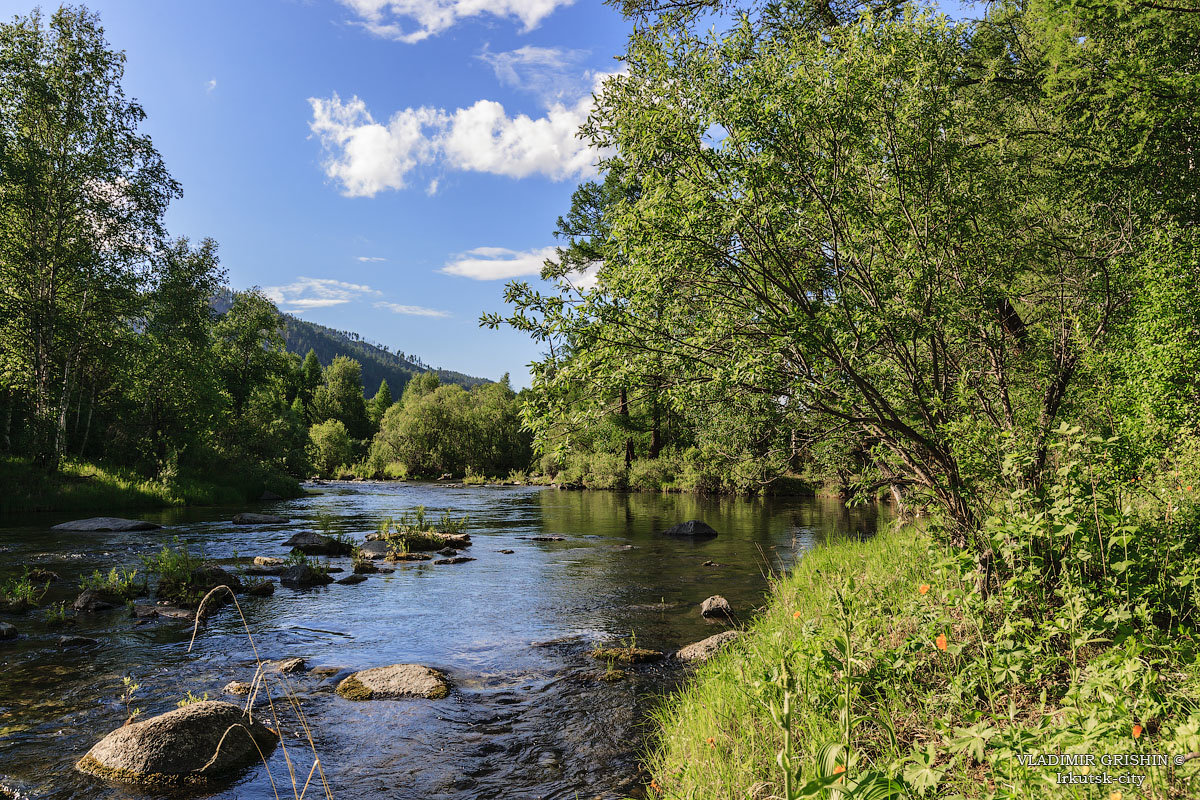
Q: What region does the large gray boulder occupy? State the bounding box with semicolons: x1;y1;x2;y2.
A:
75;701;277;785
232;513;289;525
336;664;450;700
73;589;118;613
279;564;333;589
283;531;352;556
356;540;390;560
51;517;160;532
661;520;719;539
676;630;741;662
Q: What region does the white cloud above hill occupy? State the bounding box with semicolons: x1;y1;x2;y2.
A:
339;0;575;44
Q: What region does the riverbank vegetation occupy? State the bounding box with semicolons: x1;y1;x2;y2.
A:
477;0;1200;794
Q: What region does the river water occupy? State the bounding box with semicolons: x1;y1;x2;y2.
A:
0;482;885;800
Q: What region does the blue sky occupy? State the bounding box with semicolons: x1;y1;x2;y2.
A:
2;0;632;384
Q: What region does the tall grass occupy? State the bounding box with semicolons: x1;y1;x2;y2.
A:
642;429;1200;798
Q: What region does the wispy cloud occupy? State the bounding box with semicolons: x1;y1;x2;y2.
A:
205;78;217;93
478;45;595;104
374;301;451;318
263;277;380;311
339;0;575;44
442;245;556;281
309;71;613;197
357;256;387;262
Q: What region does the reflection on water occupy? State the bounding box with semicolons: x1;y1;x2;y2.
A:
0;483;885;799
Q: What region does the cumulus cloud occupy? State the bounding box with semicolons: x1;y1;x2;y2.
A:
263;277;380;311
309;73;612;197
374;301;451;318
442;246;556;281
339;0;574;44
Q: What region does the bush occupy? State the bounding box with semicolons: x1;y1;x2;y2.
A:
308;419;354;476
80;567;146;600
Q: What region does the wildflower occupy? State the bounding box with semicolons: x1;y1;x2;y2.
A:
707;737;715;747
936;633;948;651
1188;486;1193;492
650;779;662;795
1132;724;1143;739
833;765;845;774
793;610;802;619
918;584;930;595
1109;792;1122;800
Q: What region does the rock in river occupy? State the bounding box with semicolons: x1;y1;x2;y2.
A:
75;700;277;785
279;564;333;589
433;556;475;565
661;520;719;539
336;664;451;700
700;595;733;619
51;517;161;532
73;589;117;613
0;622;16;640
232;513;289;525
253;556;284;567
58;635;99;649
337;573;368;585
676;630;741;662
283;531;353;556
356;540;389;560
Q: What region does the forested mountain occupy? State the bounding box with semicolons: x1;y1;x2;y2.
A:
211;289;487;396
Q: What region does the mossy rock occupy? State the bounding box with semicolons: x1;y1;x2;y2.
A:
335;664;450;701
75;701;276;786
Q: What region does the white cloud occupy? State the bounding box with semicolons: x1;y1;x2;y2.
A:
206;78;217;93
374;301;451;318
357;256;387;262
565;263;601;291
478;45;591;103
263;277;381;311
425;178;440;196
309;73;612;197
339;0;574;44
442;245;557;281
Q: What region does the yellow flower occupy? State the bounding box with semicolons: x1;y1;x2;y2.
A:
1109;792;1122;800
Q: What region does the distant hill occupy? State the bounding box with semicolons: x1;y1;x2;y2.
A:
212;289;489;396
281;315;487;396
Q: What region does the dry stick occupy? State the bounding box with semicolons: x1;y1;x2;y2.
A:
190;585;332;799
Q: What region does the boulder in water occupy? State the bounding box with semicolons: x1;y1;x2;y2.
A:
51;517;160;532
253;556;284;567
661;520;719;539
279;564;333;589
73;589;117;613
700;595;733;619
283;531;352;556
676;630;741;662
336;664;450;700
75;701;277;785
356;540;389;560
0;622;16;640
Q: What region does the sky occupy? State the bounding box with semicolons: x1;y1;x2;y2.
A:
0;0;633;384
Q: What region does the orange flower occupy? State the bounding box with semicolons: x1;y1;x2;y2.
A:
1132;724;1143;739
650;779;662;795
793;610;802;619
1188;486;1194;492
707;737;715;747
918;584;930;595
1108;792;1122;800
833;765;846;774
936;634;948;651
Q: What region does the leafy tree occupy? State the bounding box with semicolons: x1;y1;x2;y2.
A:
300;349;322;412
308;419;353;476
212;290;287;414
0;6;179;469
368;378;393;431
400;371;441;406
312;356;370;440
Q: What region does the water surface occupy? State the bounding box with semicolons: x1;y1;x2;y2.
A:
0;483;884;799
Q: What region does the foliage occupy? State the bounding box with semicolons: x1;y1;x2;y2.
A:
140;538;205;606
80;566;146;600
308;419;354;477
312;356;371;440
377;506;469;552
176;690;209;707
0;568;48;611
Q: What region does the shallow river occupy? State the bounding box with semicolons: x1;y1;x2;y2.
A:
0;482;885;800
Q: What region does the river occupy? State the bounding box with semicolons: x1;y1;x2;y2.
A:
0;482;885;799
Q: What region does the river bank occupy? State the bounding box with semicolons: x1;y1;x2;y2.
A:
642;523;1200;798
0;458;303;515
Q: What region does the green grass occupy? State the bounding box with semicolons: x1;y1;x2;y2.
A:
0;456;302;515
79;566;146;600
0;568;49;611
642;519;1200;799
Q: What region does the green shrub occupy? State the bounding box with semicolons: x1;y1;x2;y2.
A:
80;567;146;600
0;569;48;611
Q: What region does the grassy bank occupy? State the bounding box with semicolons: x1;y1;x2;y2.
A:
645;513;1200;797
0;457;302;515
